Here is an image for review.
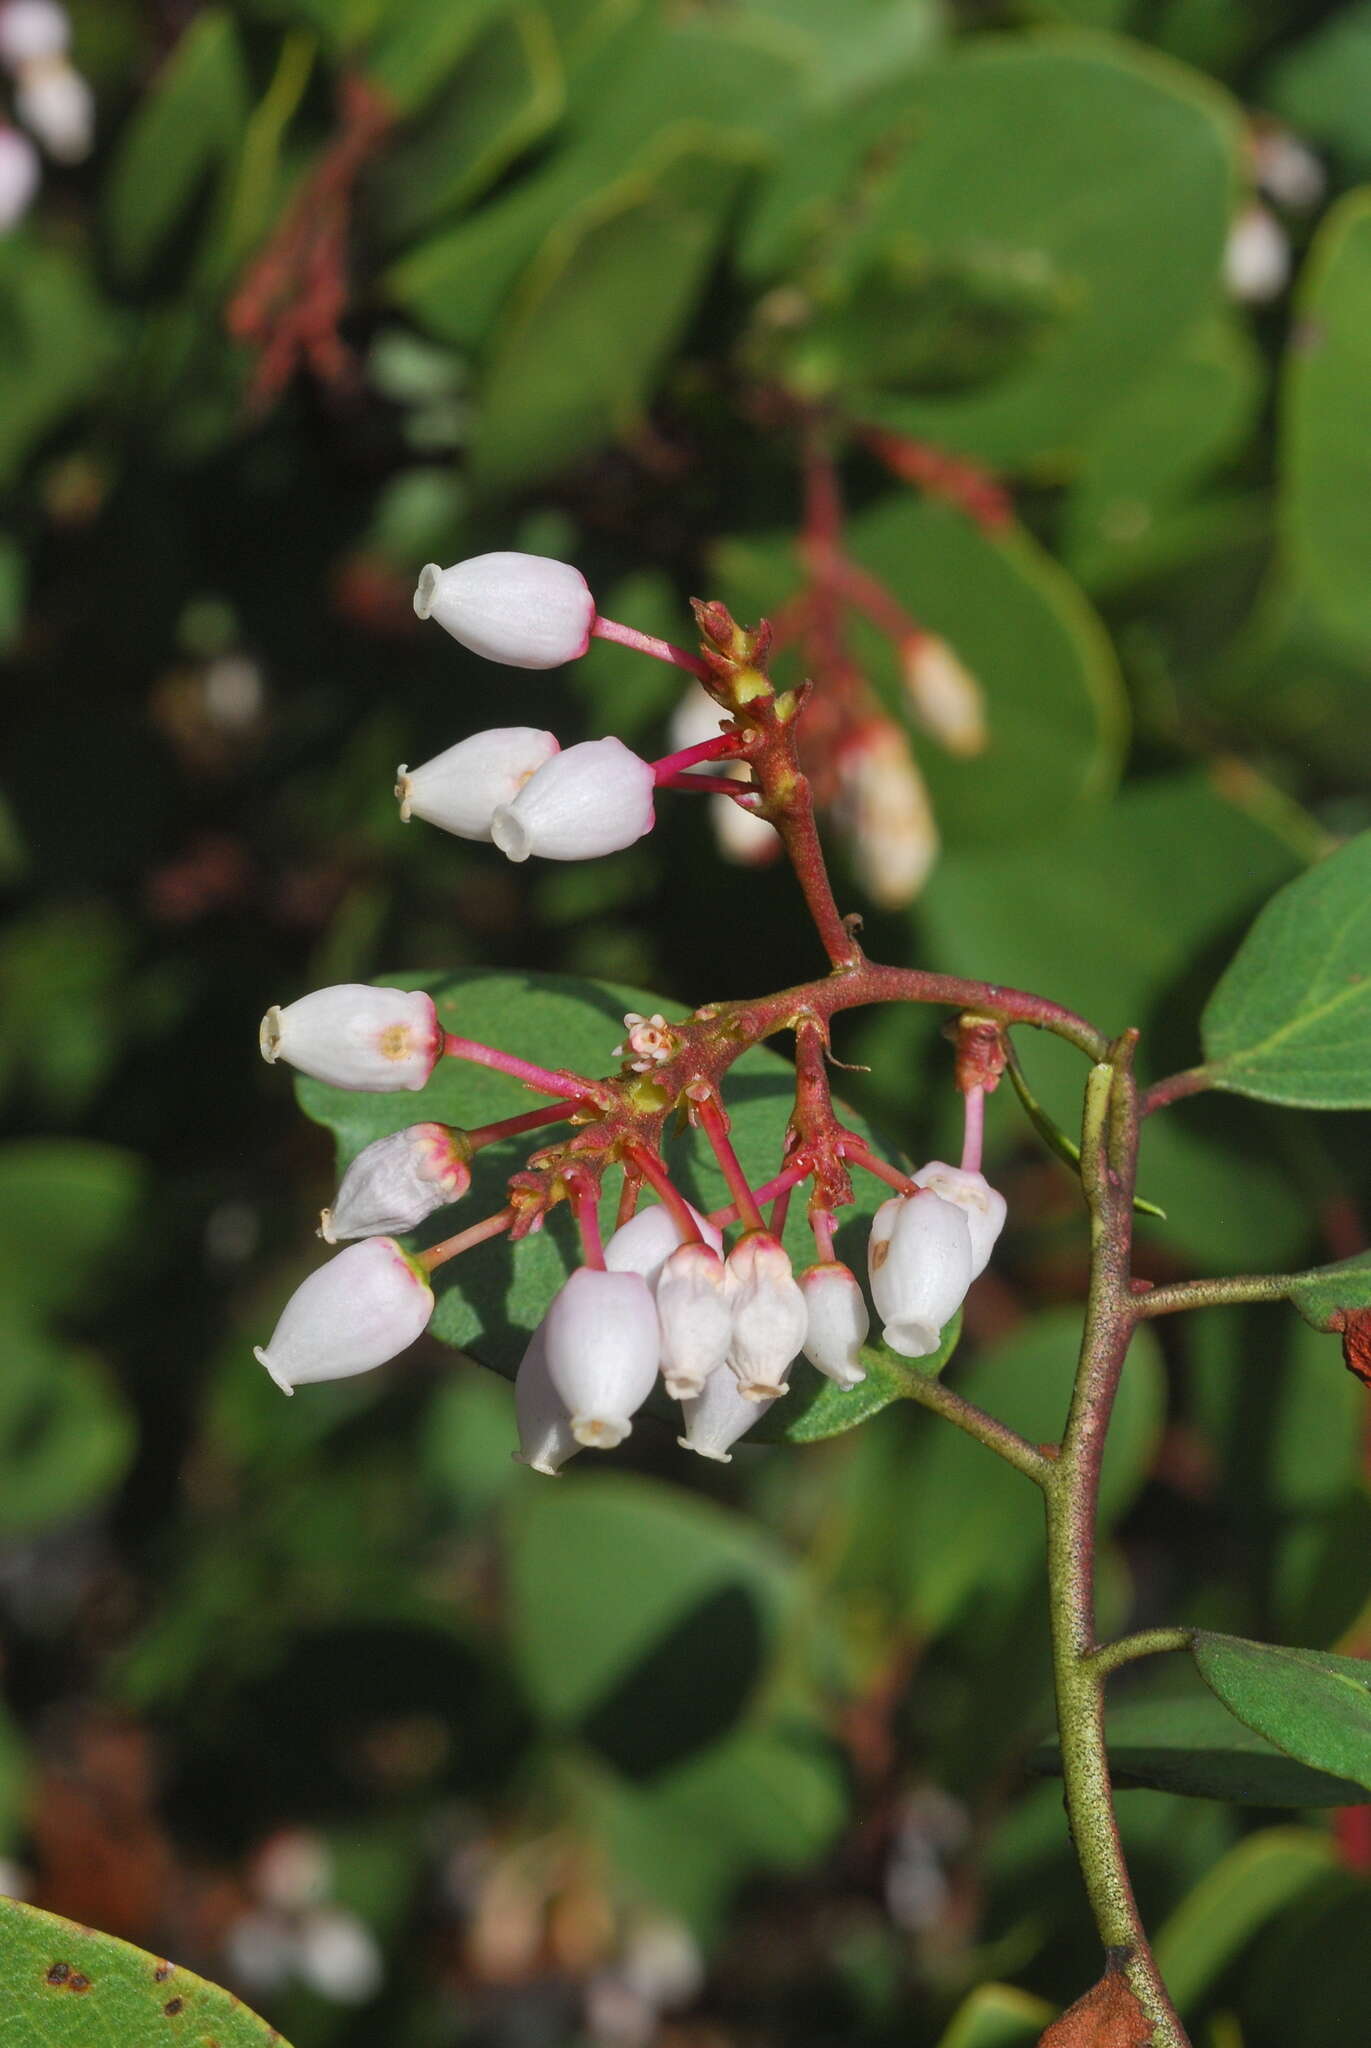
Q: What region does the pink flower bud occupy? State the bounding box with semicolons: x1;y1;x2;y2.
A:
396;726;560;839
413;552;594;669
910;1162;1006;1280
260;984;441;1093
678;1361;773;1463
490;737;655;863
656;1242;732;1399
513;1325;580;1476
604;1201;722;1290
320;1123;471;1243
0;1;70;70
799;1262;869;1389
254;1237;433;1394
867;1191;972;1359
16;58;92;162
543;1267;660;1449
725;1233;806;1400
0;123;38;232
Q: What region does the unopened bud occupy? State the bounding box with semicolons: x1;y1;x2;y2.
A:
296;1908;384;2005
833;725;939;907
544;1267;660;1448
490;737;655;863
1224;204;1289;303
799;1262;869;1389
513;1325;580;1475
901;636;987;757
320;1123;470;1242
15;58;92;162
867;1191;972;1359
414;552;594;669
0;1;69;69
254;1237;434;1394
260;983;441;1093
604;1201;722;1288
678;1360;773;1462
725;1233;806;1400
1252;125;1324;212
656;1242;732;1399
910;1162;1006;1280
0;124;38;231
396;727;559;839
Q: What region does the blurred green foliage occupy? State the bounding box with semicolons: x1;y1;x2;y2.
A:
4;0;1371;2044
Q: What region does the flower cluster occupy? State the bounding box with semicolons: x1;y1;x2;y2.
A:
0;0;92;233
254;554;1009;1470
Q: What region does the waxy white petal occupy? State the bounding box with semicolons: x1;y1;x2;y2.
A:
413;552;594;669
320;1123;470;1242
544;1267;660;1449
259;983;441;1093
799;1262;869;1389
397;727;560;839
867;1191;972;1359
490;737;655;863
254;1238;433;1393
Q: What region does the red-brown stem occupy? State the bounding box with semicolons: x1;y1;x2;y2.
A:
420;1206;513;1273
813;549;925;650
960;1086;985;1174
661;773;759;798
567;1171;605;1269
709;1158;811;1228
444;1034;590;1100
1138;1065;1215;1117
652;733;745;782
691;1090;766;1234
467;1101;578;1150
616;1170;642;1231
769;1182;794;1240
771;784;864;971
839;1139;915;1196
622;1143;703;1243
591;614;713;681
811;1207;838;1263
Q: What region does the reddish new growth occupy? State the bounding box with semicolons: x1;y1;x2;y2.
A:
226;72;392;410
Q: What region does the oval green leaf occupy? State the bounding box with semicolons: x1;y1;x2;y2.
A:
1153;1827;1337;2012
1192;1631;1371;1794
0;1895;290;2046
1200;830;1371;1107
295;967;928;1443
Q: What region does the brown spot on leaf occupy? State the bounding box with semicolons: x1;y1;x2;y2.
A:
154;1960;173;1981
1038;1961;1151;2048
163;1995;185;2016
45;1962;71;1985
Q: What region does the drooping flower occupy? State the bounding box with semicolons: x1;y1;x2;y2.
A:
678;1361;774;1463
413;552;595;669
259;984;441;1093
656;1242;732;1399
725;1233;807;1400
320;1123;471;1242
832;723;939;907
543;1267;661;1448
0;123;38;231
910;1161;1006;1280
867;1191;972;1359
396;727;559;839
512;1325;580;1476
900;636;987;758
14;56;91;161
489;737;655;863
255;1238;434;1394
799;1261;869;1389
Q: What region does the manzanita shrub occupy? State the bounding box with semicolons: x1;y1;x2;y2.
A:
244;555;1371;2048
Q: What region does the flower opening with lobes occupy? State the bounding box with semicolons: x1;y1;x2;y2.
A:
489;737;655;863
259;984;440;1093
320;1123;471;1243
911;1162;1006;1280
543;1267;661;1449
868;1190;972;1359
255;1238;433;1394
396;727;559;839
413;552;595;669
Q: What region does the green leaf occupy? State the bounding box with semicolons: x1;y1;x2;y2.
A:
0;1895;290;2044
469;141;750;493
102;9;251;280
1288;1249;1371;1332
1262;5;1371;179
852;36;1239;468
0;1320;136;1536
902;1309;1163;1631
1283;191;1371;648
0;1141;147;1316
1200;831;1371;1108
0;244;123;488
506;1470;794;1736
936;1984;1056;2048
296;967;918;1444
1154;1827;1338;2012
1035;1682;1368;1805
363;0;509;113
1191;1631;1371;1795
